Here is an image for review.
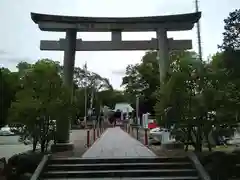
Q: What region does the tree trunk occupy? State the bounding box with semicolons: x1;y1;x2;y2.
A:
40;139;46;153
205;129;212;152
206;136;212;151
32;136;38;152
185;127;192;151
195;123;203;152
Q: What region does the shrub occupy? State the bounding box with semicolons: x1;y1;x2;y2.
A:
197;151;237;180
6;151;44;180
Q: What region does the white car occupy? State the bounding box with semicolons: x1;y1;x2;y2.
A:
0;130;14;136
149;127;175;144
0;125;15;136
227;133;240;146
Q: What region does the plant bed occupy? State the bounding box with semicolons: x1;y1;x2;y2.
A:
196;151;240;180
6;150;46;180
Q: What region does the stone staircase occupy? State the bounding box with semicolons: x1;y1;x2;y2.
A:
41;156;202;179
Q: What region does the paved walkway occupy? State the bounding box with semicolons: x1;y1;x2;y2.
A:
82;127;156;158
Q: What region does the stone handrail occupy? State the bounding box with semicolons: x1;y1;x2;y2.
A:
30;154;49;180
188;152;211;180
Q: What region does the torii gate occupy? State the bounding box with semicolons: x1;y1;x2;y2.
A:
31;12;201;151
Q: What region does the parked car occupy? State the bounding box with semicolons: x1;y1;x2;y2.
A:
0;130;14;136
149;127;175;144
227;133;240;146
148;119;158;129
0;126;15;136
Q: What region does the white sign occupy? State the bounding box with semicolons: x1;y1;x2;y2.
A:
142;113;149;128
88;109;92;116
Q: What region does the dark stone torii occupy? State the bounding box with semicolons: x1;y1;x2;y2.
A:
31;12;201;152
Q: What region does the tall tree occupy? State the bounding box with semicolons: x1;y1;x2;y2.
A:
73;66;113;117
8;59;73;152
0;68;19;127
219;9;240;50
122;51;160;114
122;50;197;114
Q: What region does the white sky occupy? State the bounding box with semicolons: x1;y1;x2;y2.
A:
0;0;239;89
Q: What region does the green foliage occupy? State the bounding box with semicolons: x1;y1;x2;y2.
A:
219;9;240;50
8;59;73;152
73;65;124;118
73;66;113;91
122;50;197;114
7;151;44;179
2;57;124;141
0;68;19;127
122;51;160;113
151;10;240;152
154;49;240;151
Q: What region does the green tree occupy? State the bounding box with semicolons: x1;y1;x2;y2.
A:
155;49;240;152
122;51;160;113
97;90;128;109
0;68;19;127
155;51;217;151
219;9;240;50
122;50;197;114
17;61;32;76
73;66;113;117
8;59;73;152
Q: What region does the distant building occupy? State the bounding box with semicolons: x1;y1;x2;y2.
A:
114;103;134;113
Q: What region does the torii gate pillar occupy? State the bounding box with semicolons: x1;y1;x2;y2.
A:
156;29;169;83
53;30;77;151
63;30;77;88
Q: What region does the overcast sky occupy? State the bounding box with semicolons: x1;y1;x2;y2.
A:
0;0;239;89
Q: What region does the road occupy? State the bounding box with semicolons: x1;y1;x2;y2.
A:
0;129;102;160
0;135;32;160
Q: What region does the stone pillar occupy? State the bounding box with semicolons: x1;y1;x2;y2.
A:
63;29;77;89
52;29;77;152
156;29;169;83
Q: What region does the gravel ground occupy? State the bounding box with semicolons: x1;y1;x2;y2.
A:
0;129;104;159
129;127;188;157
129;127;149;144
129;127;237;157
53;128;106;157
71;129;90;157
0;128;186;160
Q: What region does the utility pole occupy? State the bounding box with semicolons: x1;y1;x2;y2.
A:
136;95;139;125
84;62;88;124
195;0;203;61
90;87;95;127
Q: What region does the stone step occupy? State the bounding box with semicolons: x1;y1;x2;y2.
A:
43;177;200;180
43;169;198;178
49;157;189;164
47;162;194;171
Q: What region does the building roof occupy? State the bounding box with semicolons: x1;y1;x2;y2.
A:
31;12;201;32
114;103;134;113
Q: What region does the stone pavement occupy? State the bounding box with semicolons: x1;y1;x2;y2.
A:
82;127;156;158
52;129;90;157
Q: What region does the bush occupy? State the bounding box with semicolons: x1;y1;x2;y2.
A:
197;151;237;180
6;151;44;180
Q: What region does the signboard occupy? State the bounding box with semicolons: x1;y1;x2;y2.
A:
142;113;149;128
121;111;123;121
88;109;92;116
